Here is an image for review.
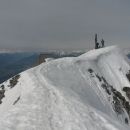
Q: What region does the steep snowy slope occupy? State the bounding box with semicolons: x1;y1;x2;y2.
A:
0;46;130;130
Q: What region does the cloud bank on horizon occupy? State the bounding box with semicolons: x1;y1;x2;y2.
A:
0;0;130;51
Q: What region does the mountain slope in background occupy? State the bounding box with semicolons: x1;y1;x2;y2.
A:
0;53;39;83
0;46;130;129
0;51;84;83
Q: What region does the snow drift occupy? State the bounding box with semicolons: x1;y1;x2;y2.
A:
0;46;130;130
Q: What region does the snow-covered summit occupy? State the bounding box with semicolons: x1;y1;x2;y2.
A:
0;46;130;130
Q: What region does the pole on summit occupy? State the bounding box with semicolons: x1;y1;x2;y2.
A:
95;34;99;49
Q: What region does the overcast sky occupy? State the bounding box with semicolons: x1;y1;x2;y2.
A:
0;0;130;51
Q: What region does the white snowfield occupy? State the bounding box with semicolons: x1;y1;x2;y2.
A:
0;46;130;130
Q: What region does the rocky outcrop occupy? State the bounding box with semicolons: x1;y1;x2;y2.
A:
9;75;20;88
0;88;5;104
88;68;130;124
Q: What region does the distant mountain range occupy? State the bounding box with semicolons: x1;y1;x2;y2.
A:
0;53;39;83
0;51;84;83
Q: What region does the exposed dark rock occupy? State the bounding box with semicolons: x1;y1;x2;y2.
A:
126;71;130;82
101;84;111;95
123;87;130;100
126;93;130;100
9;74;20;88
101;83;107;89
96;74;102;82
101;77;108;85
0;89;5;104
1;85;4;90
13;96;20;105
111;87;116;92
125;118;129;124
113;95;123;114
124;102;130;115
113;91;122;99
88;68;94;73
123;87;130;92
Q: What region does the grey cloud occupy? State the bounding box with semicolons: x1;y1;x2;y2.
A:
0;0;130;51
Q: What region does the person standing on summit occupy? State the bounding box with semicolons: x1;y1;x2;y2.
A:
101;39;105;48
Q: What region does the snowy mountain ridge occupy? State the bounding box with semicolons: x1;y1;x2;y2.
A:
0;46;130;130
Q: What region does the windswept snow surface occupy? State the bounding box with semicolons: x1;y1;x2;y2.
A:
0;46;130;130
